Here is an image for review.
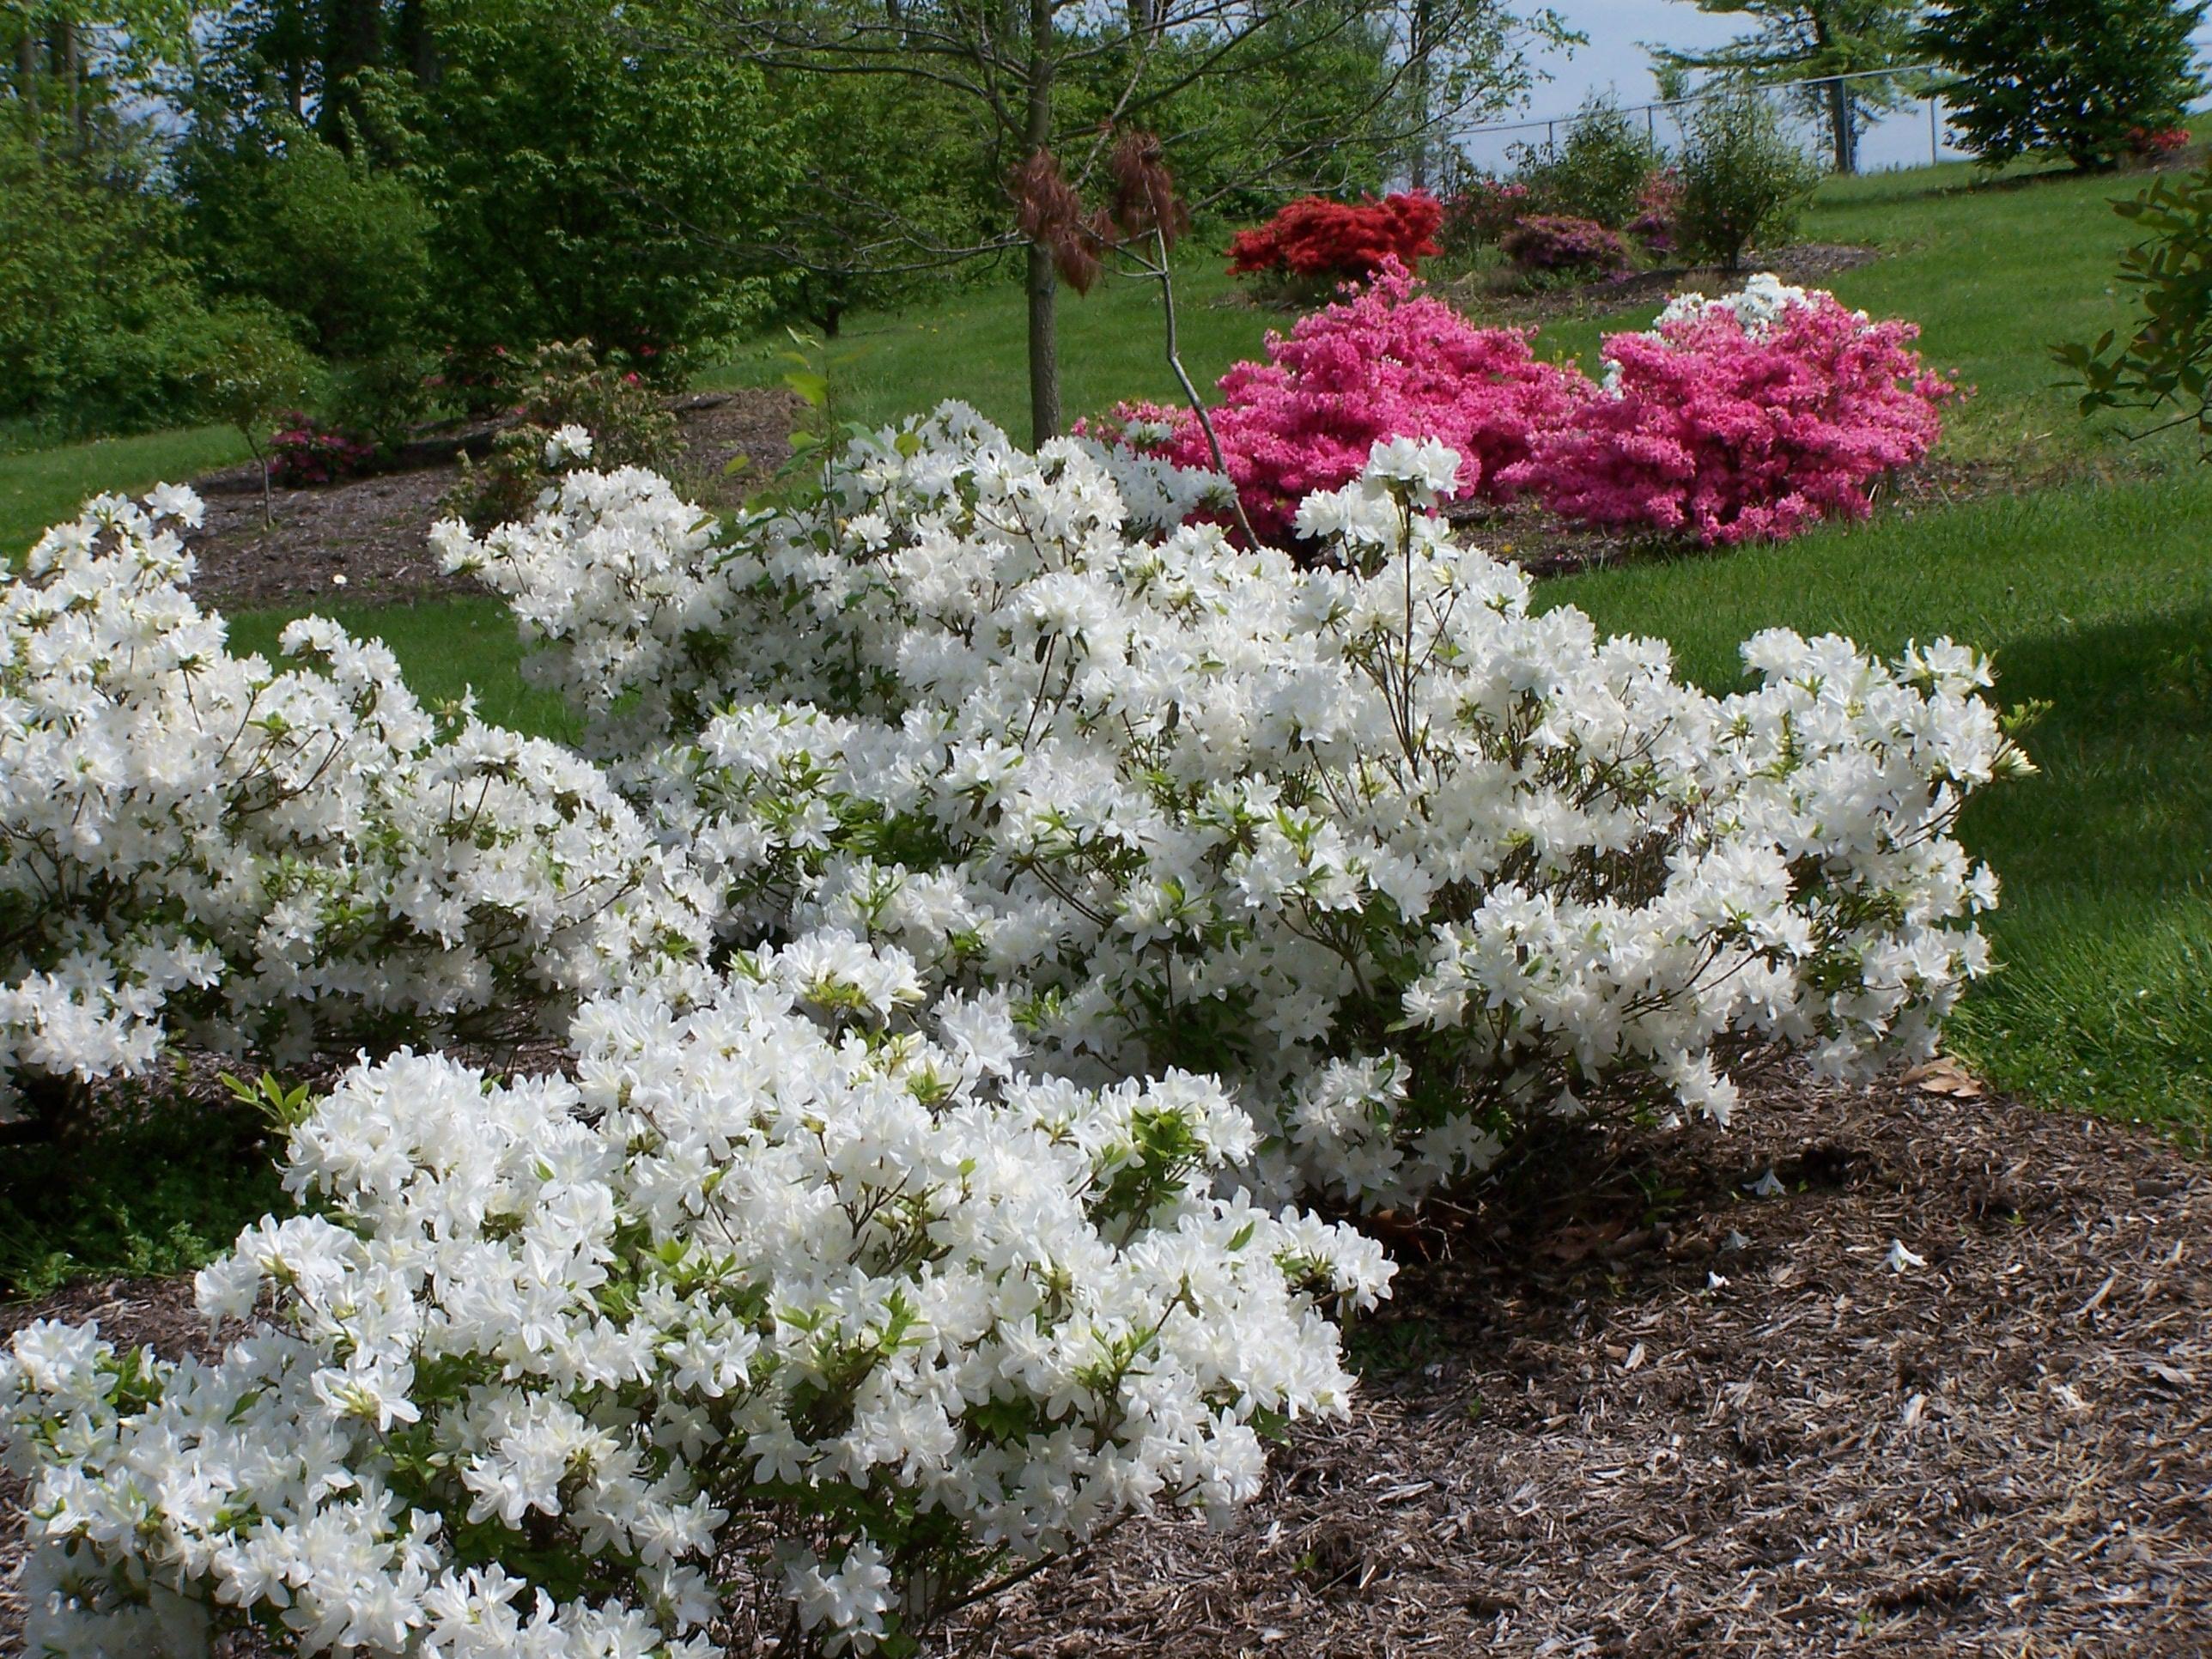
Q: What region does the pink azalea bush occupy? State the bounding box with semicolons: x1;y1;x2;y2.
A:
1095;261;1586;544
1504;277;1960;544
267;415;375;489
1499;214;1630;277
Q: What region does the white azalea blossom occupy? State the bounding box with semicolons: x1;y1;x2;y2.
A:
446;405;2026;1208
0;489;714;1118
1;395;2023;1656
1;943;1388;1656
1601;274;1874;396
543;423;596;467
1651;271;1817;337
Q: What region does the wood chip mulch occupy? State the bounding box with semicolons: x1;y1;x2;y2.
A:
179;388;799;612
3;1068;2209;1655
960;1069;2211;1657
1443;243;1883;329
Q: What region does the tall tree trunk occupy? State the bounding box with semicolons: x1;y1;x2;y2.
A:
1825;77;1855;174
397;0;440;84
1024;0;1060;445
15;23;40;147
49;19;82;152
1406;0;1435;191
272;0;309;118
318;0;383;149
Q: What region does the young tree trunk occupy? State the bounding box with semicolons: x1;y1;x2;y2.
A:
1027;241;1060;445
1825;77;1856;174
1023;0;1060;445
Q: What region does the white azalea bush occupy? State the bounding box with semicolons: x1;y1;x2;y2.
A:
0;939;1389;1657
443;405;2028;1207
0;488;714;1122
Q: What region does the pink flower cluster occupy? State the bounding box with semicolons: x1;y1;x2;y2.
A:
268;415;375;489
1102;261;1583;543
1504;291;1960;545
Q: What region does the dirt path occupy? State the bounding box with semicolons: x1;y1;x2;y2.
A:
4;1069;2207;1656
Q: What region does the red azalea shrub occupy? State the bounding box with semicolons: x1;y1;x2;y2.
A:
1503;289;1960;544
2126;125;2191;160
267;415;375;489
1227;193;1444;285
1500;214;1631;277
1101;260;1588;544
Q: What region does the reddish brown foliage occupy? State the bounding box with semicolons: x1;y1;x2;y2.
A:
1226;193;1443;283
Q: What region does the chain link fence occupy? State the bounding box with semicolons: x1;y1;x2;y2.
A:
1447;64;1963;180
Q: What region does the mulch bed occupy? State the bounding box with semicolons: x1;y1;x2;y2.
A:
180;389;799;611
5;1066;2209;1655
1440;243;1882;329
961;1068;2212;1656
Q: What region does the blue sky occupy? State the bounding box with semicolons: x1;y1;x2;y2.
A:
1460;0;2212;173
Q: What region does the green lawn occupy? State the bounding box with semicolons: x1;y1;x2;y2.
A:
5;153;2209;1289
1;424;252;558
698;258;1289;439
224;599;574;739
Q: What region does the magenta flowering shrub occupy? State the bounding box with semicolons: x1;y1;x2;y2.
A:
1097;262;1587;544
1627;168;1681;256
1500;214;1631;277
267;416;374;489
1504;281;1960;544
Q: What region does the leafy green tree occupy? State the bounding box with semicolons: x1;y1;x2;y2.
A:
363;0;794;356
694;0;1572;444
188;301;317;524
1674;85;1819;267
1917;0;2208;171
185;122;433;358
0;123;220;434
751;70;1003;339
1657;2;1922;174
4;2;192;154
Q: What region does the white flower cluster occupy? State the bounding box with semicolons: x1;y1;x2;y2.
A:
1601;274;1874;398
444;408;2026;1207
0;489;714;1118
1;940;1387;1656
2;403;2024;1656
1650;270;1816;337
